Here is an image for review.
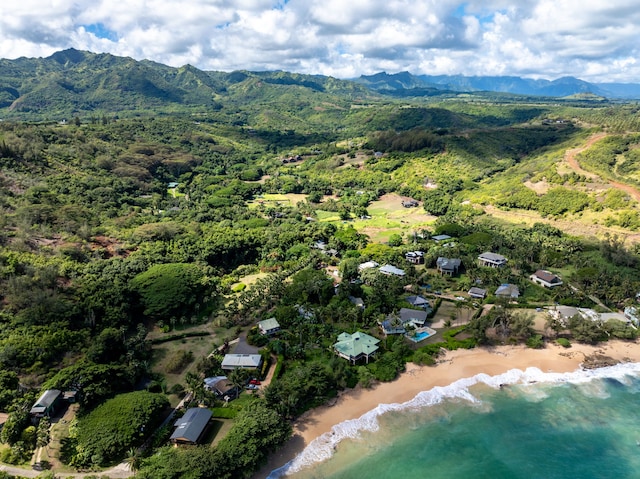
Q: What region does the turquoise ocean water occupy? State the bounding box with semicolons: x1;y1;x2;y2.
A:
269;364;640;479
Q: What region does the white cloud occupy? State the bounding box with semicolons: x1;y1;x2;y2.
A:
0;0;639;82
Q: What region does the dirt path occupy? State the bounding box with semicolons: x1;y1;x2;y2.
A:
565;132;640;202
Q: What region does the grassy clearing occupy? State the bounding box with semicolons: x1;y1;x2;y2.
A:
151;334;217;401
247;193;307;208
315;193;437;243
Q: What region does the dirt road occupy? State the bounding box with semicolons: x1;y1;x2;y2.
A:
565;132;640;202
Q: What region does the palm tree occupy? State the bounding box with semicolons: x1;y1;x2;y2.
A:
124;447;141;472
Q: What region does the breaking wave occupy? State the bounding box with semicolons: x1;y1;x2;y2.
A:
267;362;640;478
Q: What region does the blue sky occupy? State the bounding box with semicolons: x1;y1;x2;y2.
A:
1;0;639;82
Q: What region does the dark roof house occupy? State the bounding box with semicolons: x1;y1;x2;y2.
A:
405;295;430;308
170;407;213;445
436;257;462;276
468;287;487;299
478;252;508;268
397;308;429;327
530;270;563;288
30;389;62;419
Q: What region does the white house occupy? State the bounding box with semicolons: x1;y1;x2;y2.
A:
478;252;508;268
258;318;280;335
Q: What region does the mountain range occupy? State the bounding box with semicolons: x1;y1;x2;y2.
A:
1;48;640;120
354;71;640;99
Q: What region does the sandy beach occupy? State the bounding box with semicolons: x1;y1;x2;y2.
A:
254;340;640;478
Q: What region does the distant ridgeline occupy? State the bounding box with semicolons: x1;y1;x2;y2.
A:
1;48;640;121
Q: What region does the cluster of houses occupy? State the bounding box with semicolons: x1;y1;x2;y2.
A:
549;305;639;328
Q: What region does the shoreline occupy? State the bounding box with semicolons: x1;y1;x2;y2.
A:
253;339;640;478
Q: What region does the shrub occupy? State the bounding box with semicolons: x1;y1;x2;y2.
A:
526;334;544;349
556;338;571;348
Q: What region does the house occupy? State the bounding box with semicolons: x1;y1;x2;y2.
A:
478;252;508;268
221;354;263;371
358;260;379;271
349;296;365;309
204;376;236;397
530;270;563;288
258;318;280;335
379;264;406;277
401;199;419;208
495;284;520;299
167;182;179;189
30;389;62;419
170;407;212;445
397;308;429;327
405;251;425;265
379;318;406;336
624;306;639;326
468;287;487;299
333;332;380;364
432;234;452;243
405;295;430;309
436;257;462;276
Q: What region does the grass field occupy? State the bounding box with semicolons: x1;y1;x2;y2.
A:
150;334;217;404
315;193;437;243
247;193;308;209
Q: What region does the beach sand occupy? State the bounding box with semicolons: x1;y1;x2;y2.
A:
253;340;640;478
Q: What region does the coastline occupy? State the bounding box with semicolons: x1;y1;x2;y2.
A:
253;339;640;478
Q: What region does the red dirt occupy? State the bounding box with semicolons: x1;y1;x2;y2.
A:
565;132;640;202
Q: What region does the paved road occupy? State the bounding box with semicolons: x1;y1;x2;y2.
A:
0;462;133;478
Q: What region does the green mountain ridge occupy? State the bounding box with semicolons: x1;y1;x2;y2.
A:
0;48;377;120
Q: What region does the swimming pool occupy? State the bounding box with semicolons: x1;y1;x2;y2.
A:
406;327;436;342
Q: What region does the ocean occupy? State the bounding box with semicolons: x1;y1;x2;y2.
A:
269;363;640;479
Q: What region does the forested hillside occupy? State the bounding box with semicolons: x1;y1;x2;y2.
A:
1;50;640;478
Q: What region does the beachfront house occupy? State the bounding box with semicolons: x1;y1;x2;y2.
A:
379;317;406;336
478;252;508;268
530;270;563;288
398;308;429;327
333;332;380;364
170;407;212;445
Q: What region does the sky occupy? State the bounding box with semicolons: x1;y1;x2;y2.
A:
1;0;639;82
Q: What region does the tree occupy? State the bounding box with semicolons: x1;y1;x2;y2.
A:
1;410;29;445
130;263;210;319
73;391;169;467
228;368;251;399
36;417;51;453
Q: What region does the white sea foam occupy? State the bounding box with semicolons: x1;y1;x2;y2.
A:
267;362;640;478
